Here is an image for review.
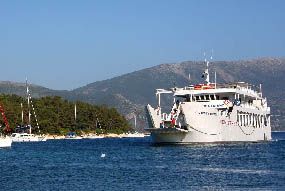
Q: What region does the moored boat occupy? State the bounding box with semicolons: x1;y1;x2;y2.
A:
65;132;83;139
0;104;12;147
10;79;47;142
0;136;12;147
122;131;145;138
11;132;47;142
85;134;104;139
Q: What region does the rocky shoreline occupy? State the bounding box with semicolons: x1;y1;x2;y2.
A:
46;133;147;140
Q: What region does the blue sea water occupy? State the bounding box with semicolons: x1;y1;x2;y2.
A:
1;133;285;191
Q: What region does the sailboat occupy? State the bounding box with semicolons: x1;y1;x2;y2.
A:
10;79;47;142
65;104;82;139
123;114;145;138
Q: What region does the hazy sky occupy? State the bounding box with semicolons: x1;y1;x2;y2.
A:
0;0;284;90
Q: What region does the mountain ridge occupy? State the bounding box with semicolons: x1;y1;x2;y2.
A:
1;57;285;131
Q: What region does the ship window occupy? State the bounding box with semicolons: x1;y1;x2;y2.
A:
264;116;267;126
205;95;210;100
222;97;229;100
210;95;215;100
196;96;200;101
237;112;239;124
185;95;190;102
200;96;205;100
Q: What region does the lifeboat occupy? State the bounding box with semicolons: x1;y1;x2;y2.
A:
194;85;201;90
201;84;215;90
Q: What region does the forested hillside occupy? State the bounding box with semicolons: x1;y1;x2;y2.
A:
0;94;131;135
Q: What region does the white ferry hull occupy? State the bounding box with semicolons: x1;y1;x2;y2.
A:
0;137;12;147
149;127;271;144
147;94;271;144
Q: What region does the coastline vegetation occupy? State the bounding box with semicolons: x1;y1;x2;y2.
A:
0;94;132;135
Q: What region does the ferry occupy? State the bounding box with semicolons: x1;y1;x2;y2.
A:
146;60;271;143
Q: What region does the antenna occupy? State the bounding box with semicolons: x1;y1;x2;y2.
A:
210;48;214;61
202;49;214;85
215;71;217;88
211;49;214;86
260;83;262;97
203;55;210;85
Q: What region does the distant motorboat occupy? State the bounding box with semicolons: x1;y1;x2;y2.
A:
65;132;83;140
125;133;145;138
66;104;85;140
85;134;104;139
122;131;145;138
0;136;12;147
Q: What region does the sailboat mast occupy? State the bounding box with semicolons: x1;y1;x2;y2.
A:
134;115;136;129
75;104;77;121
26;78;31;134
21;103;23;125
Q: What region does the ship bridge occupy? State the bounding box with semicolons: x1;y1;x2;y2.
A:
172;82;263;102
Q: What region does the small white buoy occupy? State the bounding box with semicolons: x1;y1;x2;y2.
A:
101;153;106;158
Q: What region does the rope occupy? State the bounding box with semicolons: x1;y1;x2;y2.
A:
188;125;221;136
27;92;40;133
96;115;102;129
238;125;255;135
0;104;11;135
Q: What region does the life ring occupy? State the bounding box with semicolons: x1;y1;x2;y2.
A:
224;100;230;105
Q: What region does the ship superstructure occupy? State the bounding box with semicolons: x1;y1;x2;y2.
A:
146;60;271;143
